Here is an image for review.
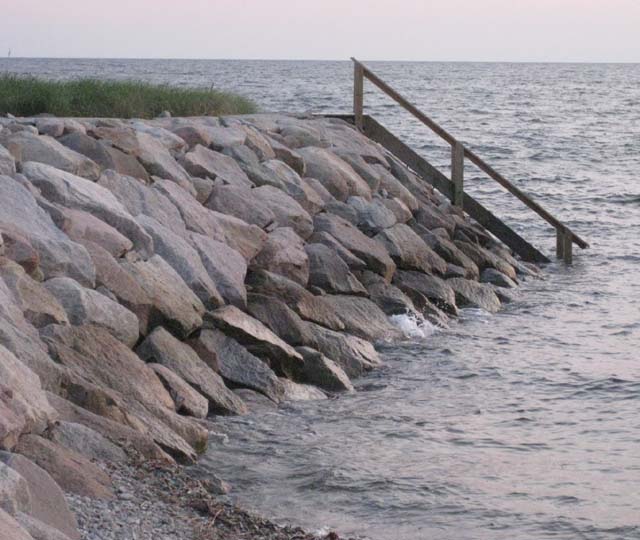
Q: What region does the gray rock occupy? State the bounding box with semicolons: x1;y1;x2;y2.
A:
253;185;314;239
293;347;354;392
313;213;396;280
241;126;275;160
267;137;306;175
337;153;382;191
48;422;127;464
456;241;517;280
297;147;371;201
359;270;416;315
204;305;304;377
15;512;76;540
122;255;205;339
0;131;100;180
251;227;309;286
347;196;397;235
189;233;247;309
393;270;458;316
375;223;447;275
304;177;335;203
22;162;153;257
0;144;15;175
305;243;367;296
190;329;284;403
307;231;367;270
302;322;382;377
181;145;253;188
129;121;187;152
0;461;31;515
170;125;215;148
34;118;64;137
324;200;359;225
246;293;314;346
191;176;215;204
205;184;277;229
137;215;224;309
321;295;402;342
480;268;518;288
136;327;247;416
222;144;261;168
0;175;95;287
381;197;413;223
447;277;502;313
149;364;209;419
0;508;33;540
420;229;479;279
206;126;247;150
413;202;456;234
246;270;345;331
279;379;327;401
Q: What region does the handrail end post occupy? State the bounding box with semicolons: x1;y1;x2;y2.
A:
451;141;464;209
353;63;364;131
563;232;573;265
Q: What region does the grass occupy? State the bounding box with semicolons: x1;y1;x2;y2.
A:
0;75;257;118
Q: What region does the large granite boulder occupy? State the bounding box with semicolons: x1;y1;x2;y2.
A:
0;175;95;286
456;241;517;280
44;277;139;348
480;268;518;288
251;227;309;286
189;329;284;403
148;364;209;420
305;243;367;296
136;327;247;416
245;293;314;347
347;196;397;235
293;347;354;392
205;184;276;230
121;255;205;339
446;278;502;313
375;223;448;276
47;421;127;463
253;185;314;239
0;458;31;516
313;213;396;280
181;145;253;188
137;215;224;309
307;231;367;271
22;162;153;257
0;144;15;175
204;305;304;377
393;270;458;316
358;270;416;316
0;131;100;180
0;508;32;540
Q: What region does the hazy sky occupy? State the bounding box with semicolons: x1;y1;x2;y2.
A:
3;0;639;62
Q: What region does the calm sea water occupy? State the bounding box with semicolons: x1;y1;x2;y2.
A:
3;59;639;540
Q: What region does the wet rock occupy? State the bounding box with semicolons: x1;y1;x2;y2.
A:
206;184;276;230
137;215;224;309
480;268;518;288
56;207;133;258
455;240;517;280
0;176;95;286
251;227;309;286
302;322;382;377
246;270;345;331
15;435;113;499
279;379;326;401
136;327;246;418
253;184;314;239
393;270;458;315
22;162;153;257
149;364;209;419
293;347;354;392
44;277;139;347
313;213;395;280
446;277;501;313
190;329;284;403
297;147;371;201
47;421;127;463
204;305;304;376
121;255;204;338
246;293;314;346
0;452;81;539
321;295;402;342
0;143;15;175
189;233;247;309
0;259;68;328
375;223;447;275
0;343;56;451
307;231;367;271
359;270;416;315
305;243;367;296
0;131;100;180
182;145;253;188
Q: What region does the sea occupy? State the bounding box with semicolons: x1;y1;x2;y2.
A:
2;58;639;540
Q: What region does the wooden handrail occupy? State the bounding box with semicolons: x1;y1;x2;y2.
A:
351;57;589;262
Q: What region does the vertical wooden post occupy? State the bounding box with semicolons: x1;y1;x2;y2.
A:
354;62;364;131
563;232;573;264
451;141;464;208
556;228;565;259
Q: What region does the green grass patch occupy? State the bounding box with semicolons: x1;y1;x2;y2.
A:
0;75;257;118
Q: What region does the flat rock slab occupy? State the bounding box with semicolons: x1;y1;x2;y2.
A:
446;277;502;313
204;305;304;378
136;327;247;416
191;329;284;403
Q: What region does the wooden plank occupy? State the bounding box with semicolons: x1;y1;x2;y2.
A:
556;229;565;259
359;116;550;263
563;232;573;264
451;141;464;208
353;63;364;131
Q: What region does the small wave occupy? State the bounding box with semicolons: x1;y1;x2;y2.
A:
389;313;438;339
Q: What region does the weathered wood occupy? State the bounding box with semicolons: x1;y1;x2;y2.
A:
556;228;565;259
359;115;550;263
451;141;464;208
354;62;364;131
563;231;573;264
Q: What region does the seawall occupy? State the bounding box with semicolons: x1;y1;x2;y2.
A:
0;112;537;539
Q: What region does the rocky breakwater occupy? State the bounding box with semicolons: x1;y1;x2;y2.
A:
0;112;537;539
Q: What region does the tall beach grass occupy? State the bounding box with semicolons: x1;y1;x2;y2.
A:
0;75;257;118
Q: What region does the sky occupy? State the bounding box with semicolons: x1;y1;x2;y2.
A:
2;0;639;62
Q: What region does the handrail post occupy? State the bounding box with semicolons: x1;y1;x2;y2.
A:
556;228;565;259
354;62;364;131
451;141;464;208
563;231;573;264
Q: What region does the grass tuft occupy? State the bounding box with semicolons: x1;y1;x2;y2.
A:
0;75;257;118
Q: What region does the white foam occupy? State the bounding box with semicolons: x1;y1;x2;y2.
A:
389;312;438;339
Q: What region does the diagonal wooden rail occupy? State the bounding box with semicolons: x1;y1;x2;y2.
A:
351;57;588;264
